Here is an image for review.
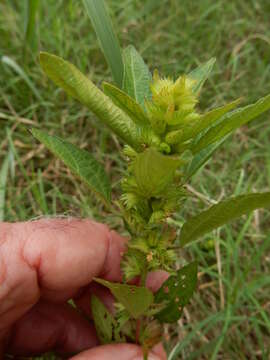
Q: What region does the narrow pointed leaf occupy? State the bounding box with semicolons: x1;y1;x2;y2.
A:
122;45;152;105
94;278;153;319
40;52;141;150
188;58;216;94
180;192;270;246
134;148;183;197
91;295;115;344
191;98;242;138
83;0;123;87
31;129;111;202
103;82;149;126
155;262;197;323
185;137;228;181
193;93;270;154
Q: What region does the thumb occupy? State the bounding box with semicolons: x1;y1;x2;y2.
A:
70;343;166;360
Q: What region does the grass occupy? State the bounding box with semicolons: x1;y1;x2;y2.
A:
1;0;270;358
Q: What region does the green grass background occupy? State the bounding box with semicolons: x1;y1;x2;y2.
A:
1;0;270;359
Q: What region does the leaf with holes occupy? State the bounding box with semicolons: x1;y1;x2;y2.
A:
103;82;149;126
154;262;198;323
94;278;153;319
122;45;152;105
180;192;270;246
31;129;111;202
188;58;216;94
91;295;116;344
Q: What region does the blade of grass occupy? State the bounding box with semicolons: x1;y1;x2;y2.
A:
1;55;43;101
82;0;124;87
23;0;40;59
0;149;11;221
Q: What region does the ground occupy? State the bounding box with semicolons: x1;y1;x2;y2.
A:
0;0;270;359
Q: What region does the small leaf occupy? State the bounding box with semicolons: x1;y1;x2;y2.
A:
188;58;216;94
122;45;152;105
82;0;124;87
103;82;149;126
180;192;270;246
31;129;111;202
155;262;198;323
193;93;270;154
134;148;183;197
40;52;141;150
91;295;115;344
94;278;154;319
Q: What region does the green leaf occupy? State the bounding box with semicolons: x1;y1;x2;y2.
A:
185;137;228;181
193;93;270;154
40;52;141;150
31;129;111;202
91;295;115;344
83;0;124;87
155;262;198;323
134;148;183;197
191;98;242;138
188;58;216;94
103;82;149;126
94;278;154;319
180;192;270;246
122;45;152;105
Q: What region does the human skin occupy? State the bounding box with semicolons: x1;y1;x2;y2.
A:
0;219;167;359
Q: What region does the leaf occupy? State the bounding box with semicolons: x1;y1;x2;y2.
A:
185;137;228;181
91;295;115;344
31;129;111;202
191;98;242;138
122;45;152;105
103;82;149;126
94;278;154;319
180;192;270;246
193;93;270;154
188;58;216;94
134;148;183;197
83;0;124;87
40;52;141;150
155;262;198;323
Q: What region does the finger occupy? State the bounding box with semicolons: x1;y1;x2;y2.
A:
146;271;170;292
70;343;166;360
0;219;125;339
6;301;98;357
74;283;115;318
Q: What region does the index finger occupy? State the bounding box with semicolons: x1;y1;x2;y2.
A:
22;219;125;296
0;219;125;335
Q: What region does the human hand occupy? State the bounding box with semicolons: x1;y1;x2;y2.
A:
0;219;167;359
